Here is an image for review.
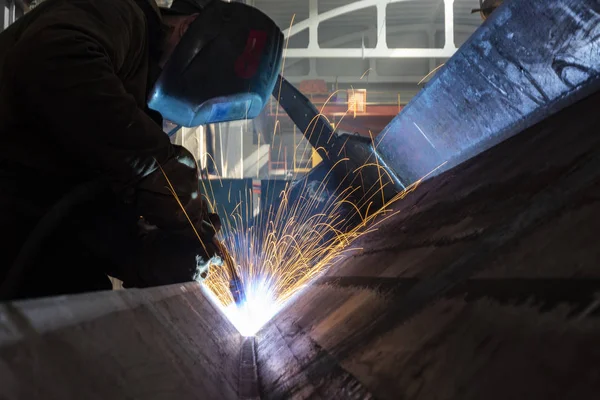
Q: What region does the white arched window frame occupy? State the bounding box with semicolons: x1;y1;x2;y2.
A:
283;0;459;59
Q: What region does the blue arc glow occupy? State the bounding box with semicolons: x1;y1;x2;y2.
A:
209;278;282;337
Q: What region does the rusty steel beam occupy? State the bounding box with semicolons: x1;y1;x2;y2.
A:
0;283;243;399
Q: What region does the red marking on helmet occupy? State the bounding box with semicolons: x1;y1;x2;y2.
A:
235;30;267;79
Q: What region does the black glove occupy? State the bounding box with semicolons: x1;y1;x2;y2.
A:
134;145;208;234
121;213;223;288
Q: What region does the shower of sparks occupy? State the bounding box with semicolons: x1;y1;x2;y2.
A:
159;151;440;338
157;18;441;336
197;159;432;337
195;118;441;337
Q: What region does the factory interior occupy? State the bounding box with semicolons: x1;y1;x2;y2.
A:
1;0;600;398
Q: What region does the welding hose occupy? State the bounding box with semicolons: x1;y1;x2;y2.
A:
0;181;106;301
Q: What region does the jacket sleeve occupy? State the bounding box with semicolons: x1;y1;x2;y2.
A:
13;11;170;185
11;2;206;232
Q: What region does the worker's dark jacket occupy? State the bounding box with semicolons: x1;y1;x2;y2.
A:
0;0;211;298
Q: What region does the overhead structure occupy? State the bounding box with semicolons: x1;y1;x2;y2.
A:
283;0;458;59
253;0;483;84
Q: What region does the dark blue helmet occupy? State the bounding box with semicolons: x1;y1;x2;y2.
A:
149;0;283;127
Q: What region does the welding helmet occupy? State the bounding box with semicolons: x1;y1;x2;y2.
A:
148;0;284;127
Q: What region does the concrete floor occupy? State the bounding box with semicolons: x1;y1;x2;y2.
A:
256;89;600;399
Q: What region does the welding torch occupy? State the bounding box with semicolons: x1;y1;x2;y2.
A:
212;238;246;307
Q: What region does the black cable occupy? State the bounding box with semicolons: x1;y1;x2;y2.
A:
0;181;105;301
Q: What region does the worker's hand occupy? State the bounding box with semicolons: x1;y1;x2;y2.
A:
124;211;223;288
137;209;221;247
120;144;228;287
122;226;221;288
133;145;210;237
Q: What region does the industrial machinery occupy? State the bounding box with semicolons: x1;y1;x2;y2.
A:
274;75;404;212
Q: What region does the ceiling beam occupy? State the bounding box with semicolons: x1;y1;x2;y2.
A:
283;0;411;38
284;47;455;59
283;74;428;84
312;23;479;50
282;0;464;58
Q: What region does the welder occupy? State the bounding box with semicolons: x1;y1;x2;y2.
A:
0;0;282;300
